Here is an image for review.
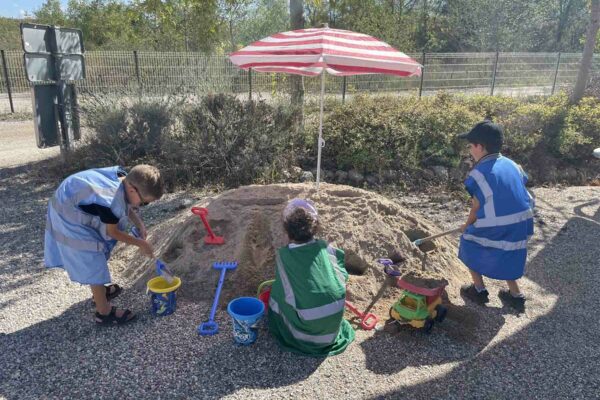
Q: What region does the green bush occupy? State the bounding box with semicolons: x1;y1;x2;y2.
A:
75;95;176;168
178;94;300;186
69;91;600;190
73;94;300;189
499;95;568;164
321;92;478;173
560;97;600;162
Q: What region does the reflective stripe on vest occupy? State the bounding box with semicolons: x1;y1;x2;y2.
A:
462;234;528;251
51;185;121;224
469;169;534;228
275;250;346;321
326;246;347;287
45;213;106;252
269;297;337;345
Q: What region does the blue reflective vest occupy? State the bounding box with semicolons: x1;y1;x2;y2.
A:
44;166;130;284
458;154;534;280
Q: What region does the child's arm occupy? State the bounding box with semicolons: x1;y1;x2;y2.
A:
106;223;154;257
461;197;480;232
128;207;147;239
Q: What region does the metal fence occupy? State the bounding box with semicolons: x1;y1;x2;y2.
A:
1;50;599;114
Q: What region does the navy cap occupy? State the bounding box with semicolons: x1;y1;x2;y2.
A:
458;121;504;148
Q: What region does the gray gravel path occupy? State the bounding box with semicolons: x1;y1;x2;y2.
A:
1;129;599;398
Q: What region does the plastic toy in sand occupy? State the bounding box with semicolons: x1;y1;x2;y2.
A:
147;273;182;317
345;300;378;330
379;258;448;334
257;279;275;311
198;261;238;336
191;207;225;245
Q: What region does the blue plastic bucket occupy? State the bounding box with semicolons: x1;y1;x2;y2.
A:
147;276;182;317
227;297;265;345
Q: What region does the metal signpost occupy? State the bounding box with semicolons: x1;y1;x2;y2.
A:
20;23;85;154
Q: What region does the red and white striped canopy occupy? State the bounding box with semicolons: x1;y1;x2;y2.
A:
229;27;422;77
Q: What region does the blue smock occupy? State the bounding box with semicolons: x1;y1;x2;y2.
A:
44;166;129;285
458;154;534;280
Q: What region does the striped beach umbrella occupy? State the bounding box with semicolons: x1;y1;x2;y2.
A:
230;26;422;188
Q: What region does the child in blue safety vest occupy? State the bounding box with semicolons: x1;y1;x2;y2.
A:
44;165;164;325
457;121;534;312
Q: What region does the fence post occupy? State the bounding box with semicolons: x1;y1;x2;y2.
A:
133;50;141;89
342;76;346;104
419;51;426;98
551;52;562;95
490;51;499;96
1;50;15;114
248;68;252;100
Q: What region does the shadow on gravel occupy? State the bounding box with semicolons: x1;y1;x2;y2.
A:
361;302;504;375
370;204;600;399
0;296;323;399
0;161;57;267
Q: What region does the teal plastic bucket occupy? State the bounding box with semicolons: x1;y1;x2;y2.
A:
227;297;265;345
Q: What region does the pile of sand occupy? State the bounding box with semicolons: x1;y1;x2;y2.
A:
113;183;470;321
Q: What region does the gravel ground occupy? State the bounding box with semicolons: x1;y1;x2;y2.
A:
1;121;600;399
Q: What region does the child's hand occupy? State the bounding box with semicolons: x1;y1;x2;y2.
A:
138;225;148;240
138;240;155;258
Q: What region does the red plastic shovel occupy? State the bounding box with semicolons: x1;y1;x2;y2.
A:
191;207;225;245
345;300;378;330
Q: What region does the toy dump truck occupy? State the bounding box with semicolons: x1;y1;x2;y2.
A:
379;258;447;334
388;279;447;333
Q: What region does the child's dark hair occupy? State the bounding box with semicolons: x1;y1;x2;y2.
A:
472;139;502;154
283;208;319;242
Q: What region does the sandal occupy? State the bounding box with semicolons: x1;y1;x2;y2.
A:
95;306;136;326
91;284;123;307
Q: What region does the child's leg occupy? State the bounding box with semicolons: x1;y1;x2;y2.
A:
91;285;111;314
469;270;486;290
506;280;522;296
91;285;134;319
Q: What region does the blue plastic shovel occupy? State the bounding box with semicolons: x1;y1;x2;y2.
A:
198;261;238;336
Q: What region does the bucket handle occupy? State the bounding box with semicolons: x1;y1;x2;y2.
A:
256;279;275;298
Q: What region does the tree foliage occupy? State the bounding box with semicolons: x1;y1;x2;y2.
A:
0;0;591;54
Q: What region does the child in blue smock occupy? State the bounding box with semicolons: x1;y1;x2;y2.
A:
457;121;534;311
44;165;164;325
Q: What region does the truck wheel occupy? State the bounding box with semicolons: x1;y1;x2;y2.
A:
434;305;447;323
423;318;434;334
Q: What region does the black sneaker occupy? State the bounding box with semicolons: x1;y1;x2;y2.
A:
498;289;526;312
460;284;489;305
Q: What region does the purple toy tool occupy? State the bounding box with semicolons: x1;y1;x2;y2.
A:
198;261;238;336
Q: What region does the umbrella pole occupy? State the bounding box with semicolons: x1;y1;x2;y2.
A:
316;71;325;193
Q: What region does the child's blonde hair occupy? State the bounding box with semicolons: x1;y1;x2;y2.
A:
125;164;164;200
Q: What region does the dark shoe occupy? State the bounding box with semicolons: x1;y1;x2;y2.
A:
498;289;526;312
95;306;136;326
460;284;489;305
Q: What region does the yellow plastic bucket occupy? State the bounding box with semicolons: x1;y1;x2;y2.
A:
147;276;182;316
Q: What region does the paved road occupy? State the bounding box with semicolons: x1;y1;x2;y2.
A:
0;120;59;168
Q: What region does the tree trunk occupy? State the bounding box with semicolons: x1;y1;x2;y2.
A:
289;0;305;108
555;0;574;52
570;0;600;104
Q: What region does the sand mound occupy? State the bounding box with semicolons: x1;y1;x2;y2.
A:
113;183;470;320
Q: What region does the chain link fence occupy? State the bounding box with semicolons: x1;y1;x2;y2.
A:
1;50;599;114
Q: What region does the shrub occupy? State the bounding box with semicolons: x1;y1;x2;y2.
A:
68;91;600;190
177;94;300;186
560;97;600;162
321;93;479;174
75;95;176;168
